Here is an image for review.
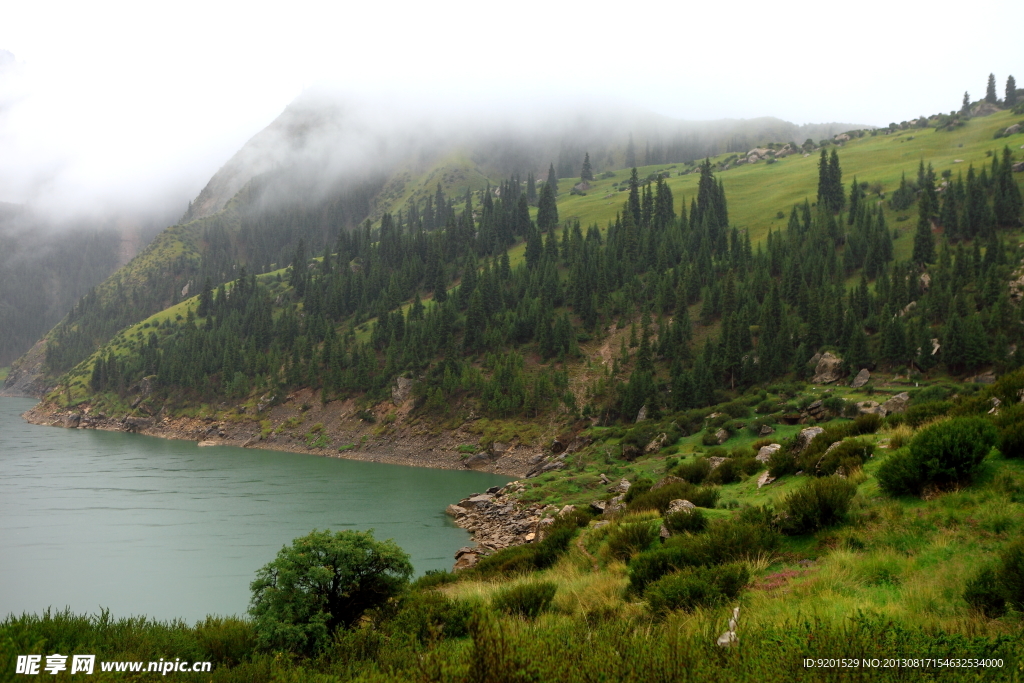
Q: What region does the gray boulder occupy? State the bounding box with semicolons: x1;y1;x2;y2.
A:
758;424;775;437
795;426;824;452
755;443;782;464
391;376;413;404
666;499;696;515
850;368;870;388
63;412;81;429
715;428;730;445
880;392;910;414
812;352;846;384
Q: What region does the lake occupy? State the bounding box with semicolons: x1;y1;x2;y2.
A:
0;397;508;623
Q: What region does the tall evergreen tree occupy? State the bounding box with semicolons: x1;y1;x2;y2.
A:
537;182;559;232
986;73;998;104
546;163;558;196
580;152;593;182
625;134;636;169
962;91;971;114
1007;75;1018;107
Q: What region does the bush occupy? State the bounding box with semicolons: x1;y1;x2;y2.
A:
644;563;749;616
673;457;711;484
388;591;475;641
815;438;874;476
249;529;413;655
1001;539;1024;611
606;520;660;560
623;478;653;503
491;581;557;618
876;448;925;496
781;477;857;534
998;421;1024;459
963;567;1007;618
627;481;719;512
627;542;707;594
703;518;781;562
410;569;459;591
902;401;953;428
707;458;741;485
822;396;845;415
663;508;707;535
910;417;997;485
720;401;751;419
471;545;538;577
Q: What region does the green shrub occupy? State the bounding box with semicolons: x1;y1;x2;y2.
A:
388;591;475;641
644;563;749;616
1000;539;1024;611
627;481;719;512
703;518;781;562
876;448;925;496
910;417;997;485
623;478;653;503
707;458;741;485
471;545;538;577
533;526;576;569
963;567;1007;618
822;396;845;415
410;569;459;591
491;581;557;618
607;520;660;560
720;401;751;419
781;476;857;534
902;401;953;428
663;508;707;535
998;421;1024;459
627;541;709;594
814;438;874;476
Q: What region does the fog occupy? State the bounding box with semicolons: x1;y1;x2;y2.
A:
1;0;1021;225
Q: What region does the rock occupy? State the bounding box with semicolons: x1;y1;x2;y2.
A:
620;444;642;461
666;499;696;515
635;405;648;422
850;368;870;388
715;428;730;445
604;494;627;516
834;133;850;142
391;376;413;404
524;532;536;542
611;478;631;494
589;500;607;515
966;371;997;385
756;471;775;489
795;426;824;452
487;486;502;494
811;352;845;384
880;392;910;414
558;505;576;517
659;524;671;539
256;394;275;413
919;272;931;291
1014;161;1024;173
124;416;152;433
758;424;775;437
808;352;823;367
197;440;220;447
573;181;591;192
462;493;495;509
489;442;510;458
599;473;610;485
931;338;941;355
63;412;81;429
550;438;566;454
970;102;1000;117
645;433;668;454
755;443;782;464
804;400;826;420
856;400;885;416
446;504;468;517
707;456;728;470
651;476;686;491
453;547;480;571
1004;124;1021;136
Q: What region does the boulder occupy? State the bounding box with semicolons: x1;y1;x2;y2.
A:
124;416;152;433
756;470;775;489
1014;161;1024;173
620;444;642;461
707;456;729;470
811;352;846;384
391;376;414;404
659;524;671;539
666;499;696;515
966;371;996;385
1004;123;1021;136
758;424;775;437
604;494;627;516
645;433;668;454
715;428;730;445
803;400;826;420
856;400;885;416
611;478;631;494
850;368;870;388
63;412;81;429
453;547;480;571
919;272;931;290
589;500;607;515
558;505;576;517
462;493;495;509
446;504;468;518
651;476;686;491
880;392;910;414
489;441;510;458
755;443;782;464
197;440;220;447
635;405;648;422
795;426;824;452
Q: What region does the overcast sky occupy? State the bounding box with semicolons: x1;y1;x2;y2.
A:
1;0;1021;221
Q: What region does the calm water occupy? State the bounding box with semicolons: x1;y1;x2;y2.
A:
0;397;508;622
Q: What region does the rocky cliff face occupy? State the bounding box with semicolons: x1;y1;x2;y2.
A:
0;339;50;397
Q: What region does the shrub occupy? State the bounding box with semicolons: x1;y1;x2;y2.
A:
471;545;538;577
627;481;719;511
910;417;996;485
781;477;857;534
410;569;459;591
627;542;706;594
664;508;707;535
533;526;576;569
902;401;953;428
388;591;475;641
822;396;845;415
606;520;660;560
720;401;751;419
703;518;780;562
998;421;1024;459
673;457;711;484
249;530;413;655
644;563;749;616
876;448;925;496
623;478;653;503
491;581;557;618
707;458;741;485
963;567;1007;618
1000;539;1024;611
815;438;874;476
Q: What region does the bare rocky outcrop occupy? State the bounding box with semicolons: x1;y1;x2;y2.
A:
795;426;824;452
850;368;870;388
755;443;781;464
811;352;845;384
391;377;413;404
0;339;50;398
880;392;910;414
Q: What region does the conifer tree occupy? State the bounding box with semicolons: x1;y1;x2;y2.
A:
526;172;537;205
1007;75;1018;107
962;92;971;115
580;152;593;182
627;168;641;226
546;163;558;196
537;182;559;232
994;146;1023;227
986;73;998;104
625;134;636;169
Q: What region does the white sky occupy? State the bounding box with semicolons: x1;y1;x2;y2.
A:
1;0;1022;221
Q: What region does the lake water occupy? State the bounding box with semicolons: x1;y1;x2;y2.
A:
0;397;508;623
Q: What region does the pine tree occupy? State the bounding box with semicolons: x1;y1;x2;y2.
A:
962;91;971;115
526;172;537;205
1007;75;1018;107
546;163;558;196
986;73;998;104
537;182;559;232
580;152;593;182
625;134;636;169
994;146;1023;227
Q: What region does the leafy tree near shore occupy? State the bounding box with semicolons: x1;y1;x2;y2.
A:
249;529;412;655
